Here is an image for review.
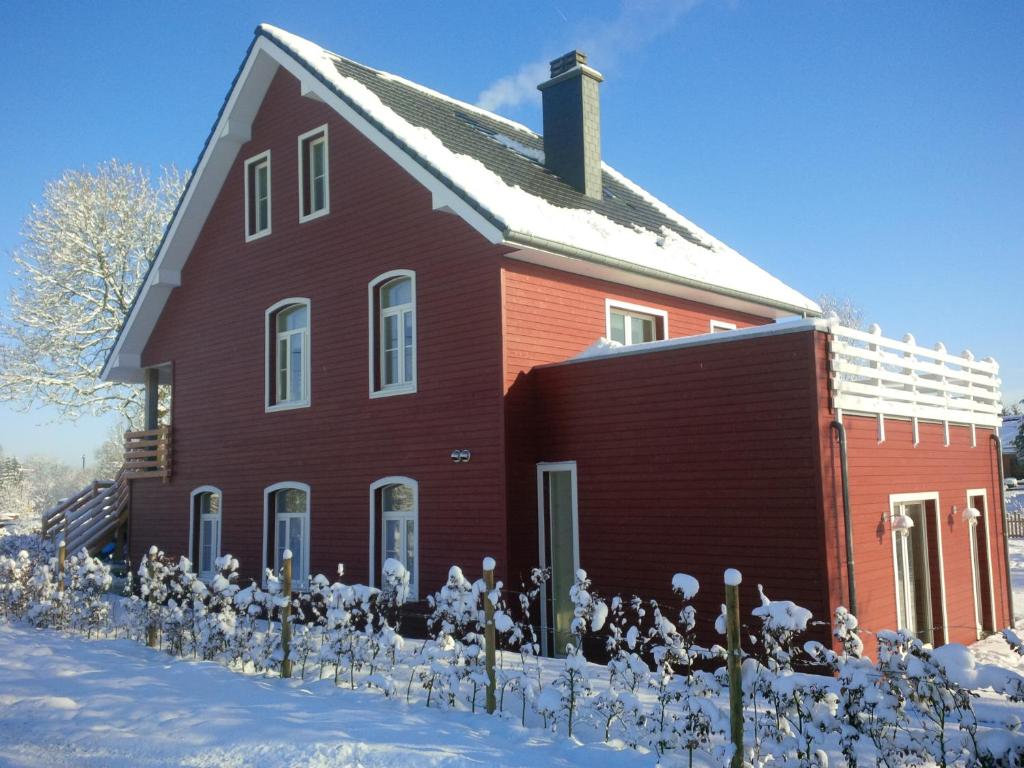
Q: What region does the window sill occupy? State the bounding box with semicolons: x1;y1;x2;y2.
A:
245;227;272;243
265;400;310;413
299;208;329;224
369;384;417;399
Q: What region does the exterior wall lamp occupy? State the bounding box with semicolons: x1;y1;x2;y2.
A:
450;449;472;463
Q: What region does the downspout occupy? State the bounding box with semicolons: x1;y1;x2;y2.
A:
830;421;857;615
991;434;1015;624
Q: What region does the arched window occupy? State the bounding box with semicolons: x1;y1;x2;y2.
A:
264;482;310;586
369;477;418;598
265;298;311;410
189;486;222;580
369;271;416;396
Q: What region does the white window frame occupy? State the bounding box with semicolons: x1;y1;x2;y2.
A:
244;150;272;241
368;270;417;398
188;485;222;581
368;476;419;600
710;320;737;333
966;488;996;638
536;460;580;657
888;491;948;644
297;124;329;223
262;482;311;588
604;299;668;346
265;298;311;412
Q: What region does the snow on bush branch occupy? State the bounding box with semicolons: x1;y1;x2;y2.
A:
2;542;1024;766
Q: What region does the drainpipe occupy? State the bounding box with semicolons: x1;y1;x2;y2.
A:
991;434;1015;624
830;421;857;616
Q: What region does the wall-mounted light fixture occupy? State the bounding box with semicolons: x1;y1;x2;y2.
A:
891;512;914;538
963;506;981;525
450;449;472;463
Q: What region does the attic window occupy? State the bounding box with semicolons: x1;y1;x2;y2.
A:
298;125;329;221
245;151;271;240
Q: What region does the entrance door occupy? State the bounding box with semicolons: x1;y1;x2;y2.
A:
968;493;994;636
894;501;934;644
537;463;578;657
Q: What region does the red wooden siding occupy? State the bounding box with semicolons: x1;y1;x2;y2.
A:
510;330;831;644
500;258;771;392
131;67;513;591
815;335;1010;654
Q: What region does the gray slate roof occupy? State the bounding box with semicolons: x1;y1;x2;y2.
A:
328;54;707;249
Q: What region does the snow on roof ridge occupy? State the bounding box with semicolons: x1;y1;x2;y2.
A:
258;24;818;315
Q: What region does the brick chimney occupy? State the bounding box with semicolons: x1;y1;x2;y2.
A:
538;50;603;199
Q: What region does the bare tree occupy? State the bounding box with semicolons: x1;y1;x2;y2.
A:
0;161;186;424
817;294;865;329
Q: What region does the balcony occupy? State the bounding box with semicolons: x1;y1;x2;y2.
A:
123;425;172;480
828;323;1001;441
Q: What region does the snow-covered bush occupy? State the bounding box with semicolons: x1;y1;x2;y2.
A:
65;548;112;636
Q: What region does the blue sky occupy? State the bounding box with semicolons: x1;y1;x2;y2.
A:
1;0;1021;463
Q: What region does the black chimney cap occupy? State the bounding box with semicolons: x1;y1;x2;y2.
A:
549;50;588;79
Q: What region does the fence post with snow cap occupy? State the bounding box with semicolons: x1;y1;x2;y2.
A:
483;556;497;715
725;568;744;768
280;549;293;679
56;540;66;596
146;547;159;648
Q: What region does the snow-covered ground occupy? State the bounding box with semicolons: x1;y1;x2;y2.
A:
0;624;650;768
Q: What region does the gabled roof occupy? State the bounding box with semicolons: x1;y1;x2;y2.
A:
102;24;819;382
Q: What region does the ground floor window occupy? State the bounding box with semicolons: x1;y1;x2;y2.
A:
537;462;579;657
967;490;995;638
370;477;418;599
190;486;221;580
265;483;310;587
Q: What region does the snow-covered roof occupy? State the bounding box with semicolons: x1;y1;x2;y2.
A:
102;24;818;382
261;25;817;316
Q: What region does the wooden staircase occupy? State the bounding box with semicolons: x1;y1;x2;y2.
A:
41;475;130;556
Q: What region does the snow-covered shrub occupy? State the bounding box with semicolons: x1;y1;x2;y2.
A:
65;548;112;636
193;555;241;662
423;565;486;709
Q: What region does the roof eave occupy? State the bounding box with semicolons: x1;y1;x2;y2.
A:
503;231;821;319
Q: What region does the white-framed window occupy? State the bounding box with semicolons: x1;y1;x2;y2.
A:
710;320;737;333
263;482;310;588
189;486;222;581
265;298;311;411
298;125;329;222
369;477;419;599
369;270;416;397
605;299;667;346
245;150;271;240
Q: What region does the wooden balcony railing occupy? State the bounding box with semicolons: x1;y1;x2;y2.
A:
828;324;1002;437
123;425;172;480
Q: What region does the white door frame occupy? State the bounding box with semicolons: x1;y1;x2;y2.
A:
888;491;948;645
536;461;579;657
966;488;996;636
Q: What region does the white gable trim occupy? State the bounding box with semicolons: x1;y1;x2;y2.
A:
102;35;503;383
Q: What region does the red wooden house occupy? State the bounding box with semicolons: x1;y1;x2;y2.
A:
100;25;1011;654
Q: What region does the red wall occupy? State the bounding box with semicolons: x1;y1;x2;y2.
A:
818;385;1010;653
132;67;512;592
512;329;831;644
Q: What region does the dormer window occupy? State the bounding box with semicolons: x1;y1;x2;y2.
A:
605;300;667;346
298;126;329;221
245;151;271;240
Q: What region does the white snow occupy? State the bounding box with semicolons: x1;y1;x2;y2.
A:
282;548;293;561
0;624;648;768
482;556;496;572
257;24;818;315
723;568;742;587
490;132;546;164
671;573;699;600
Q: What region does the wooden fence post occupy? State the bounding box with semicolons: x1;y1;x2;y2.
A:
146;548;158;648
483;556;497;714
56;540;66;596
725;568;744;768
280;550;293;679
